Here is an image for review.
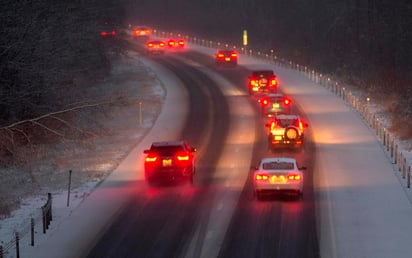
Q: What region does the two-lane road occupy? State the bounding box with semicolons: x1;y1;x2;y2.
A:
86;46;319;258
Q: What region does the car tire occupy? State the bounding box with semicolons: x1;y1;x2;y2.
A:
285;126;299;140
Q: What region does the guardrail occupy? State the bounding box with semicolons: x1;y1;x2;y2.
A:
153;29;412;188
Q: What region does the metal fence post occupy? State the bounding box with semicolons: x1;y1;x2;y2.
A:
31;218;35;246
0;245;3;258
42;206;46;234
67;170;72;207
402;158;406;179
408;166;411;188
15;232;19;258
48;193;52;221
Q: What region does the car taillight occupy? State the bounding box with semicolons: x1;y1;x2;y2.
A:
255;174;269;181
111;31;116;35
270;78;277;87
294;119;304;132
177;153;190;161
178;40;185;46
147;42;153;47
287;174;301;181
249;79;257;86
283;98;291;106
145;29;151;34
168;40;175;46
261;98;269;106
159;42;165;47
231;53;237;57
145;155;158;162
270;121;277;131
101;31;107;36
217;53;225;58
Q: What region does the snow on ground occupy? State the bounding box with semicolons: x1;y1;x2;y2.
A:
1;37;412;258
0;51;168;257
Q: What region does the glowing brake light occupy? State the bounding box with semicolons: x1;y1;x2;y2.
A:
255;174;269;181
111;30;116;35
287;174;301;181
145;155;158;162
270;121;277;131
101;31;107;36
177;154;190;161
231;52;237;57
270;78;277;86
249;79;257;86
168;40;175;46
217;53;225;58
159;42;165;47
147;42;153;47
298;120;304;132
261;98;269;106
283;98;291;105
178;40;185;46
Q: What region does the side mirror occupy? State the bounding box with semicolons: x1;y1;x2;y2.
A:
299;166;307;170
143;149;150;154
191;147;197;153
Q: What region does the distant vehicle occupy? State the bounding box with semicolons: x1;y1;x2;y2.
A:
143;141;196;185
248;70;278;95
258;93;292;117
133;26;152;38
215;50;238;66
253;157;305;200
100;20;118;38
146;40;166;54
167;38;186;49
265;114;307;149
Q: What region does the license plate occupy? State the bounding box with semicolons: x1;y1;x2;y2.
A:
274;135;283;140
273;103;280;108
270;175;286;183
225;57;231;61
162;159;172;167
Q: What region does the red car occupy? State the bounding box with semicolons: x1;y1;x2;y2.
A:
215;50;238;66
143;141;196;185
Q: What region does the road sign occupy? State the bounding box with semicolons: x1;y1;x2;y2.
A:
243;30;248;46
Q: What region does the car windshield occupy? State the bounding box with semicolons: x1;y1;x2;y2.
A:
262;161;294;170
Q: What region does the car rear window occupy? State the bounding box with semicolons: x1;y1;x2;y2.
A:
252;71;273;77
276;118;297;127
150;145;184;155
262;161;294;170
